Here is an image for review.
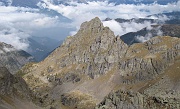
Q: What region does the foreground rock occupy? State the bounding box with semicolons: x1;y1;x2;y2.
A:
0;67;41;109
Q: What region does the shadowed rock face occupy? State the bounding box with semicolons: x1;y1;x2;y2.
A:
0;67;42;109
21;17;180;109
0;67;30;96
0;42;35;74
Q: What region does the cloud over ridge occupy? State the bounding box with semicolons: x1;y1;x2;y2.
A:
0;0;180;50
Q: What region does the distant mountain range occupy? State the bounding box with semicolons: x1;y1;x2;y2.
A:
0;0;39;7
109;0;178;5
121;24;180;45
120;12;180;45
0;0;178;8
112;11;180;24
104;11;180;45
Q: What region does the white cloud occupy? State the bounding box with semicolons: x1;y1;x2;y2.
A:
38;0;180;36
0;5;68;50
135;35;152;42
0;26;30;50
103;20;154;36
0;0;180;51
103;20;123;36
148;14;170;23
39;1;180;19
135;25;163;42
0;6;60;30
3;47;15;52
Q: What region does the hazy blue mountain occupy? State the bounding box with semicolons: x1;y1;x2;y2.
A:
11;0;40;8
112;11;180;45
31;36;62;52
147;11;180;24
120;24;180;45
111;11;180;24
27;36;62;62
0;0;40;7
115;18;158;24
109;0;178;5
47;0;178;5
38;8;72;23
49;0;179;5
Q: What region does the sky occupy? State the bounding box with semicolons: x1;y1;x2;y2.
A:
0;0;180;50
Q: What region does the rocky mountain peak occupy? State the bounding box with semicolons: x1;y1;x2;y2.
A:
20;17;180;109
46;17;128;78
65;17;117;47
79;17;103;32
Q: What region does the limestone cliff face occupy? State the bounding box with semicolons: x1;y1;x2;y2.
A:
22;17;180;109
0;42;35;74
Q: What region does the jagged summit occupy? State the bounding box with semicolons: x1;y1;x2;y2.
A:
78;17;103;32
45;17;128;78
63;17;115;47
15;17;180;109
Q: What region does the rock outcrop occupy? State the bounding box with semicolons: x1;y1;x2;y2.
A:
0;42;35;74
21;17;180;109
96;35;180;109
0;67;41;109
96;89;180;109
